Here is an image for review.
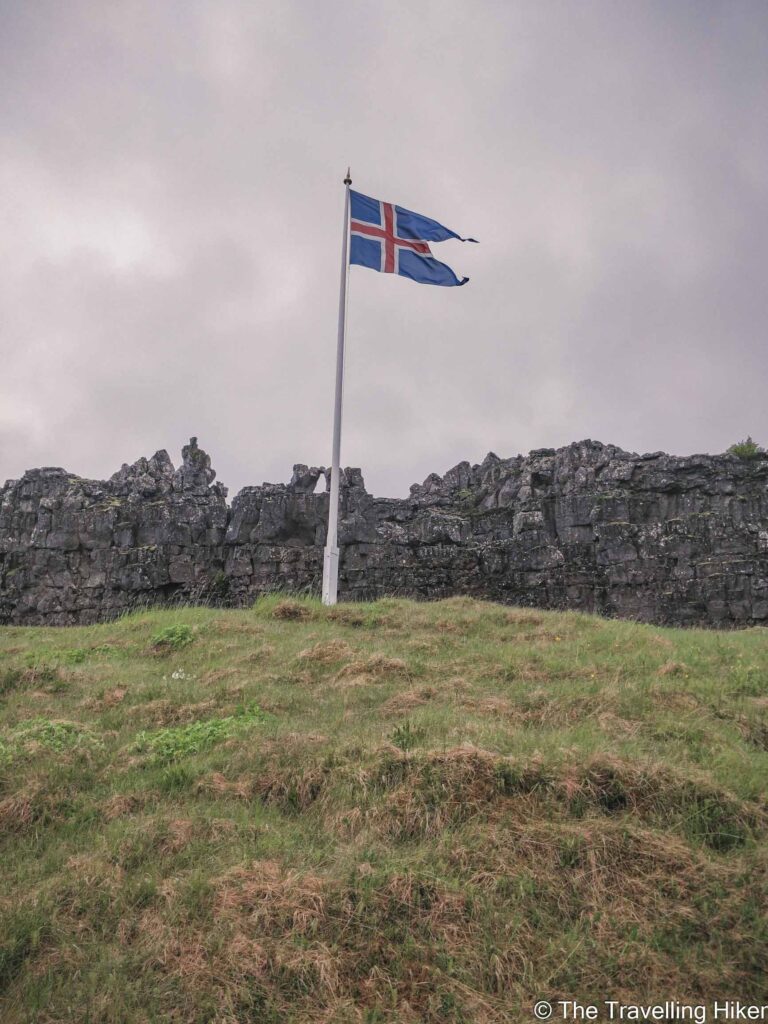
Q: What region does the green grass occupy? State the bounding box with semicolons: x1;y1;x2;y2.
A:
0;595;766;1022
134;702;271;763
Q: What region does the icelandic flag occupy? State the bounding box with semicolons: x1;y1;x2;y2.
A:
349;190;476;287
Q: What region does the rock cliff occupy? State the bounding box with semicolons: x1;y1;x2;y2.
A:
2;437;767;627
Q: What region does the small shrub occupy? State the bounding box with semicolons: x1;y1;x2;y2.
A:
390;719;427;752
727;437;765;461
150;624;194;651
61;648;88;665
456;488;476;508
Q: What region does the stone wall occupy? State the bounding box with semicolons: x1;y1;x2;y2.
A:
2;437;767;627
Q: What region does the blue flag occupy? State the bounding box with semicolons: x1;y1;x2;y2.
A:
349;190;476;287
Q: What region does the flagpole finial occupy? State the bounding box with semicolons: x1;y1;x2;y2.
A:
343;167;352;185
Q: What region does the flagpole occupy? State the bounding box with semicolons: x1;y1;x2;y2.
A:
322;168;352;606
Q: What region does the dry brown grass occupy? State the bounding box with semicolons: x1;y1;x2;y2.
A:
18;664;66;687
462;696;514;717
380;687;438;716
504;610;547;626
127;698;218;726
273;600;312;621
325;607;367;627
651;689;703;711
159;818;196;854
201;861;494;1017
215;860;326;931
651;633;675;650
253;764;330;812
81;686;127;710
328;671;373;690
197;772;255;800
233;644;276;667
596;710;641;737
64;853;125;890
0;788;43;836
101;793;146;820
447;815;726;959
297;639;354;663
434;619;461;633
462;691;607;728
658;660;690;677
226;931;268;977
336;653;408;678
201;667;243;685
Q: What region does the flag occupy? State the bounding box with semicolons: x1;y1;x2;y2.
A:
349;190;476;287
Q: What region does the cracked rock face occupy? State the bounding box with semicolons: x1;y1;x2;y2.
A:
1;437;767;626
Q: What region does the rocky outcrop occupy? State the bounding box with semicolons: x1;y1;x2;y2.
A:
2;438;767;627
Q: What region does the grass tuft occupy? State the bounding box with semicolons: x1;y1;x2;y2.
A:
134;702;269;762
150;623;194;652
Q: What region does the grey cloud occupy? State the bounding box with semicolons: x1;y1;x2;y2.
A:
1;0;767;498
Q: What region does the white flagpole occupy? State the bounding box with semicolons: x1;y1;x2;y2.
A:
322;168;352;606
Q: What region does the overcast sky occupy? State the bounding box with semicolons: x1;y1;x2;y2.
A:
2;1;767;498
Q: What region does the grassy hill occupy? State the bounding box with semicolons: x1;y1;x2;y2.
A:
0;596;766;1022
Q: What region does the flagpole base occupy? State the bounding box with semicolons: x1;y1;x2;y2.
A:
322;545;339;605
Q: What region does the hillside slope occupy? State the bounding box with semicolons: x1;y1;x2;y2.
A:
1;597;766;1022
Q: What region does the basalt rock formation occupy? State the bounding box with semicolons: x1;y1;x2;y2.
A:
1;437;767;627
